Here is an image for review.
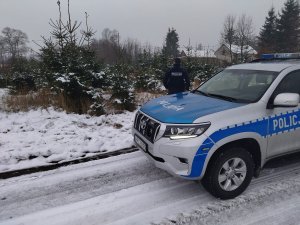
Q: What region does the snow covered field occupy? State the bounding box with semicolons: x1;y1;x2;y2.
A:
1;151;300;225
0;108;135;172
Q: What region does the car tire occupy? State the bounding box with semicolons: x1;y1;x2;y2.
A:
201;147;254;200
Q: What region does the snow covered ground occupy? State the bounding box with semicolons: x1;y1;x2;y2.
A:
0;108;135;172
0;89;162;173
1;151;300;225
0;88;8;110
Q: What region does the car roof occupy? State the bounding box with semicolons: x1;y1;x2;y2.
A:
228;60;300;72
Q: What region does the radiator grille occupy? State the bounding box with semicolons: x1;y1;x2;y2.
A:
134;112;161;143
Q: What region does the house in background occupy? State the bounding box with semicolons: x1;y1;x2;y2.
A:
179;47;223;65
179;48;216;58
214;44;257;63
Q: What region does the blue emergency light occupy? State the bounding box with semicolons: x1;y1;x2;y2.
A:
261;53;300;59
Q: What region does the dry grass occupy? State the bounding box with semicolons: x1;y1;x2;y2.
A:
3;89;176;115
4;88;93;114
3;89;160;114
4;89;54;112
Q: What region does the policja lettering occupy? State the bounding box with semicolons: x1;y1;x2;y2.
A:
273;115;299;131
171;72;183;77
159;100;184;111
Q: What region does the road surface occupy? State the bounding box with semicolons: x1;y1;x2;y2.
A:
1;151;300;225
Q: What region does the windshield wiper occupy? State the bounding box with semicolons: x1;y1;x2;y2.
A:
206;93;238;102
193;90;209;96
194;90;236;101
194;90;251;103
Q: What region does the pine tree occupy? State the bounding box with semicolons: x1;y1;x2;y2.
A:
162;28;179;58
276;0;300;52
258;7;277;53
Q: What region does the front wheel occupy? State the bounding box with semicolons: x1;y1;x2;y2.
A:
202;147;254;199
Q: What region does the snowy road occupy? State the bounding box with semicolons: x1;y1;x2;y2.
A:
0;151;300;225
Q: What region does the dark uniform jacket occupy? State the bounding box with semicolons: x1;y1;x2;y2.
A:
163;64;190;94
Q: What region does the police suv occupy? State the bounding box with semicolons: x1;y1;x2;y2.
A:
132;53;300;199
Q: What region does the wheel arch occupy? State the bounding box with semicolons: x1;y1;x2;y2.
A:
203;138;262;178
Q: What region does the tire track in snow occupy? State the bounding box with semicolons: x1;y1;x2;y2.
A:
157;155;300;225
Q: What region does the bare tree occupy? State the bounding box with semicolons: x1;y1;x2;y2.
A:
0;37;6;66
91;28;120;64
123;38;142;63
196;43;203;51
235;14;255;62
221;15;236;63
93;28;143;64
102;28;119;44
1;27;29;60
183;38;193;57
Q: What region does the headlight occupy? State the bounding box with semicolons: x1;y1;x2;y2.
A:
163;123;210;140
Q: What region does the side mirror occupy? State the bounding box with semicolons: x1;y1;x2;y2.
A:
273;93;300;107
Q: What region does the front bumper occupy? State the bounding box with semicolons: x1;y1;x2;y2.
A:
132;127;211;180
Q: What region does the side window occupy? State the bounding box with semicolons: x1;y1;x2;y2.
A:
274;71;300;97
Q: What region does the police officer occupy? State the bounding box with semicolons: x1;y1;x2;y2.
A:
163;58;190;95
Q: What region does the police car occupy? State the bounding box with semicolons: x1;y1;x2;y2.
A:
132;53;300;199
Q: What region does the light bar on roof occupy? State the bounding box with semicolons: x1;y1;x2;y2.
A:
261;53;300;59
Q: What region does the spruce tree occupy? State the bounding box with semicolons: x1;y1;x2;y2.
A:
258;7;277;53
162;28;179;58
276;0;300;52
40;0;106;115
107;64;136;111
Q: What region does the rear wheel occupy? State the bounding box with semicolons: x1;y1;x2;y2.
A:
202;147;254;199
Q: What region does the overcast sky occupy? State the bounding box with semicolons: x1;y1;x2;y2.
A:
0;0;287;51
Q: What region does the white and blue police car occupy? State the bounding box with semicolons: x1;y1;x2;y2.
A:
132;53;300;199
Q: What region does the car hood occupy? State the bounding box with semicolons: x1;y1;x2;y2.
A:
140;92;245;123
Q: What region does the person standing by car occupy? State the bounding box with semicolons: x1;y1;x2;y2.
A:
163;58;190;94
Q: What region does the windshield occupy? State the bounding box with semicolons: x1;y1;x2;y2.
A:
196;69;279;103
